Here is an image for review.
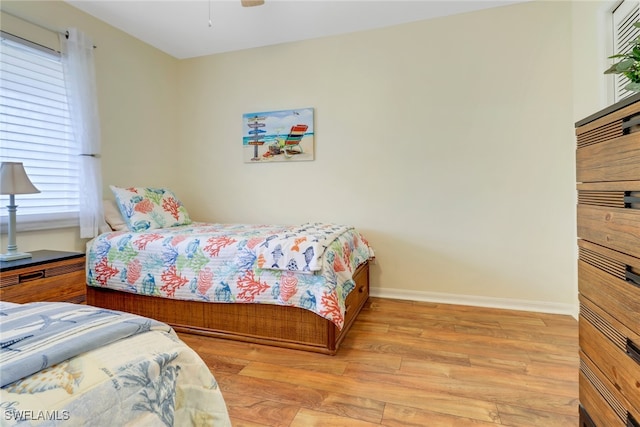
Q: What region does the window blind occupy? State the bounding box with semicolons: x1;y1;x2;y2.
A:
612;0;640;102
0;34;79;231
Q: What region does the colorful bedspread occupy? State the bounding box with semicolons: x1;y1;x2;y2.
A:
87;222;374;329
0;301;231;426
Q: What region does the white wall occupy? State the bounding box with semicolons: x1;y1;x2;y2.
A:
2;0;612;315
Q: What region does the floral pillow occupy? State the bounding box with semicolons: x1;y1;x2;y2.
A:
110;185;192;232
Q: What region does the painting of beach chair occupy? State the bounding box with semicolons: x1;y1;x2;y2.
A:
283;124;308;158
243;107;314;163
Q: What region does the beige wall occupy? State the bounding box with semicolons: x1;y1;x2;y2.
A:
177;0;579;311
1;1;611;314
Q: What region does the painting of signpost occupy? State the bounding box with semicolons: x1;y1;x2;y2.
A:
243;107;314;163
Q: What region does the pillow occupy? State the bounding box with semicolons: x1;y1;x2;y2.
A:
110;185;192;232
103;199;129;231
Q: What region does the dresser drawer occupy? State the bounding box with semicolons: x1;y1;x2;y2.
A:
0;271;85;303
577;132;640;183
577;204;640;259
577;181;640;210
580;297;640;412
579;260;640;336
580;351;640;427
0;256;85;303
579;365;639;427
579;370;625;427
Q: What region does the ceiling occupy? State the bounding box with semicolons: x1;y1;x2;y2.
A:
65;0;524;59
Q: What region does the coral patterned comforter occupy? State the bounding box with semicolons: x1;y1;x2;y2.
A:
87;222;374;329
0;301;231;426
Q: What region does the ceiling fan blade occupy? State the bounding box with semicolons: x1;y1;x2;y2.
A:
241;0;264;6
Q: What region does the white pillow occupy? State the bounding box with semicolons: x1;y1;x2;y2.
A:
103;199;128;231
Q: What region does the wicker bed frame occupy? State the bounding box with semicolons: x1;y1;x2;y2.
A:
86;261;369;355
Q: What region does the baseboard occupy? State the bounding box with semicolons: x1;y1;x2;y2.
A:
370;287;579;320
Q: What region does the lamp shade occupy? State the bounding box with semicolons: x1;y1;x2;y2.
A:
0;162;40;195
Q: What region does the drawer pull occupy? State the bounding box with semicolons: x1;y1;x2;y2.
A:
19;271;45;282
358;285;365;293
626;269;640;287
626;338;640;365
624;195;640;208
623;115;640;131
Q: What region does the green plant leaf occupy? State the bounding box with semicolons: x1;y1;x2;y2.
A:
609;53;628;59
605;63;620;74
624;81;640;91
617;58;636;72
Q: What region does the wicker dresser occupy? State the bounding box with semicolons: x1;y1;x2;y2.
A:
576;93;640;426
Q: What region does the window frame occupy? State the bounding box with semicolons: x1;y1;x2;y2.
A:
610;0;640;103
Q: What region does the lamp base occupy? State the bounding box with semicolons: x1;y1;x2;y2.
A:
0;251;32;262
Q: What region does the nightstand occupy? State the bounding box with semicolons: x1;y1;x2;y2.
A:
0;250;86;304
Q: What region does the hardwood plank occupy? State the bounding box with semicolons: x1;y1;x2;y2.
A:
316;393;386;424
524;358;580;383
228;419;273;427
413;330;575;362
467;355;528;375
352;337;530;372
495;403;580;427
290;408;381;427
453;322;578;344
341;331;474;366
215;371;328;408
221;390;299;427
382;403;501;427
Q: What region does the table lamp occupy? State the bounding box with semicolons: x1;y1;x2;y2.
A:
0;162;40;261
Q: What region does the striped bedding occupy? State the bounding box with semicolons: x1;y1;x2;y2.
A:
0;302;231;426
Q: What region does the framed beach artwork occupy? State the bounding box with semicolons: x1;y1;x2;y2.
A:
243;107;314;163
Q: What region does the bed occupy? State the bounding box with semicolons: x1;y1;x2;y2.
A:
0;301;231;426
86;187;374;355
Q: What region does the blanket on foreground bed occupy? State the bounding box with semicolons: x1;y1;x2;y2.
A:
0;302;231;426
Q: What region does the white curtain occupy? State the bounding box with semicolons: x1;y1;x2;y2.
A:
60;28;107;238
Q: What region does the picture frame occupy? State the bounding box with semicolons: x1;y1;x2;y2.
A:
243;107;314;163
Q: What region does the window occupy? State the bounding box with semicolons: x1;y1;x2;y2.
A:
612;0;640;102
0;32;79;232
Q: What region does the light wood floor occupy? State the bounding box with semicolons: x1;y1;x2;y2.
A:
179;297;579;426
